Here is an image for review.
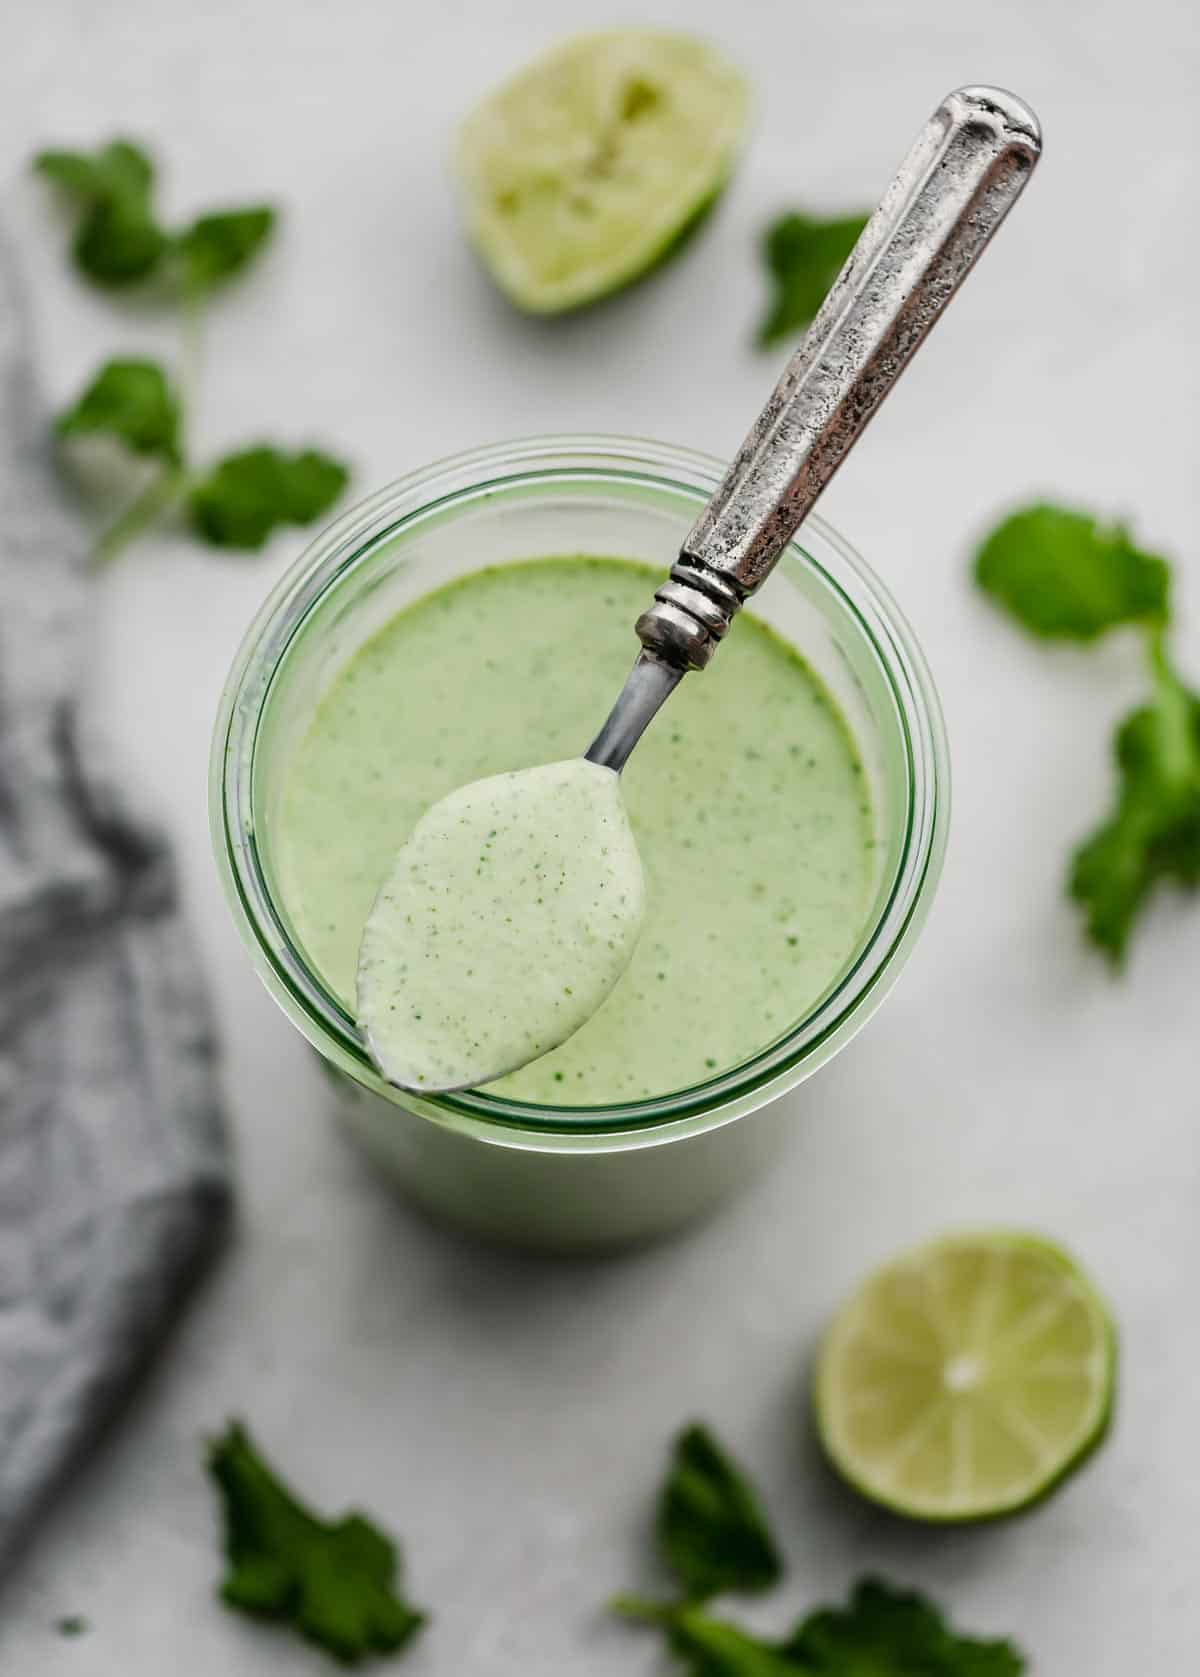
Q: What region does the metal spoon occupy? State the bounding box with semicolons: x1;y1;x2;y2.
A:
360;85;1041;1094
585;84;1041;770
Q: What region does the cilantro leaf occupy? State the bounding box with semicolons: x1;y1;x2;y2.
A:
656;1423;783;1601
756;211;869;347
176;206;277;289
207;1421;426;1666
974;503;1169;640
73;203;168;289
783;1578;1024;1676
56;358;182;464
189;446;349;548
1069;636;1200;963
34;139;168;286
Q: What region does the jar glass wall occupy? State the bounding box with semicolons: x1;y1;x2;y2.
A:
211;437;948;1248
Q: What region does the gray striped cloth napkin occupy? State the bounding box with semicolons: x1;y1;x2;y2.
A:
0;233;231;1573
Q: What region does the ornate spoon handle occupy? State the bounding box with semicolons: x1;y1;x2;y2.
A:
586;85;1040;771
637;85;1042;672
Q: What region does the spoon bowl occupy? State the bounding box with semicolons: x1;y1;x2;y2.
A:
358;759;644;1094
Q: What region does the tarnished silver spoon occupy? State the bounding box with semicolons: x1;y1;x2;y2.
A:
359;86;1041;1094
585;84;1041;769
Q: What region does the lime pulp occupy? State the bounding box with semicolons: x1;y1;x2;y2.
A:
814;1232;1116;1521
455;31;749;314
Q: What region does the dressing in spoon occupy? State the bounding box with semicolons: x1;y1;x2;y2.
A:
357;86;1041;1094
358;759;643;1092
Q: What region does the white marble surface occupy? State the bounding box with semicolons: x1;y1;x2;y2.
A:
0;1;1197;1670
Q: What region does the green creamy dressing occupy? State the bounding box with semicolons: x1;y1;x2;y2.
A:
357;759;644;1091
277;556;875;1104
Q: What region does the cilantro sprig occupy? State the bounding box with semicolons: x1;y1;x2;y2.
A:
34;138;275;294
208;1421;426;1667
650;1580;1024;1677
614;1425;1026;1675
35;136;349;565
975;501;1199;964
756;210;869;348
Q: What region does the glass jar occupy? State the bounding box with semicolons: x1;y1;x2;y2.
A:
211;437;948;1251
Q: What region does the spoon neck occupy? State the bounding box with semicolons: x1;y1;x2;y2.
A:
634;558;743;671
584;652;684;773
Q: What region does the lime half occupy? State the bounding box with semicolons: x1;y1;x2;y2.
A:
815;1232;1116;1521
455;32;749;314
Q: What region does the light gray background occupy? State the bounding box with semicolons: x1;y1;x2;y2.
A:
0;0;1197;1670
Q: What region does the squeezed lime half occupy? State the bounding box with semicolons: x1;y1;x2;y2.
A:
814;1232;1116;1521
455;31;749;314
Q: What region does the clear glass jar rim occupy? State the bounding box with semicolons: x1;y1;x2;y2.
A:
211;434;949;1151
